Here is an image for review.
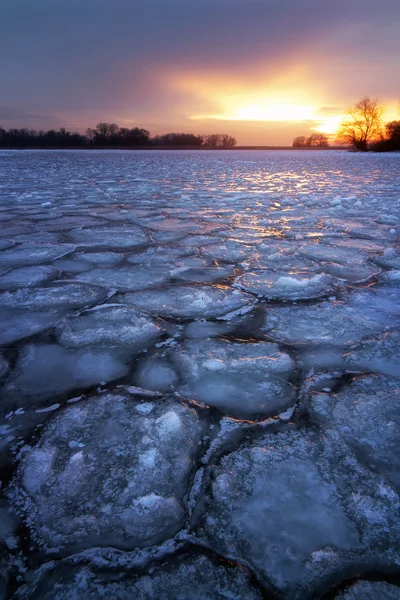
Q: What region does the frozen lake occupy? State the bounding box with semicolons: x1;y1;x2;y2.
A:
1;149;400;599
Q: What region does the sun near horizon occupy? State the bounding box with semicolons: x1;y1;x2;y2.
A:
1;0;399;145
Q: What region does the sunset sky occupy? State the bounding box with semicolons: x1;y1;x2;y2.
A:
1;0;399;145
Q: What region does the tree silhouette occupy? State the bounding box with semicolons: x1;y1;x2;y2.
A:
0;123;236;149
385;120;400;141
336;97;383;151
203;134;237;148
307;133;329;147
292;134;329;148
292;136;307;147
371;119;400;152
152;133;203;146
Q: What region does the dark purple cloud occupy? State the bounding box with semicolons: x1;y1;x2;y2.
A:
1;0;399;140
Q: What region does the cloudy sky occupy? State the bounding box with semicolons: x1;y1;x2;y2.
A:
1;0;399;144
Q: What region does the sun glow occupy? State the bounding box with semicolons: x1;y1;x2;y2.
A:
198;103;317;122
169;71;349;138
314;115;344;135
191;102;345;135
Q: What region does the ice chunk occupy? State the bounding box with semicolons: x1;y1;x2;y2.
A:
0;266;59;290
374;247;400;270
12;232;59;243
202;429;400;597
322;262;380;284
184;235;223;246
150;230;187;243
9;393;207;554
77;266;171;292
56;305;164;349
236;272;336;301
12;555;263;600
51;258;92;274
141;217;207;232
69;226;149;249
75;252;124;266
41;215;106;230
386;270;400;281
171;339;295;419
1;344;131;410
201;240;254;263
135;356;178;392
342;330;400;378
299;243;367;265
183;319;238;339
0;243;74;267
349;286;400;318
127;246;195;265
0;309;64;345
171;262;235;283
376;214;399;225
310;375;400;490
0;283;108;310
262;301;390;347
122;285;254;320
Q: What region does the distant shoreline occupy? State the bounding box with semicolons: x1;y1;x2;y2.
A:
0;145;344;151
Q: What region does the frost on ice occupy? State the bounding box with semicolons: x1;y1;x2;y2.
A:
9;393;207;554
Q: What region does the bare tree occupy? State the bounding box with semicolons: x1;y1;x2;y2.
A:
292;136;307;148
385;120;400;141
336;97;383;151
203;134;237;148
204;134;220;148
220;134;237;148
307;133;329;147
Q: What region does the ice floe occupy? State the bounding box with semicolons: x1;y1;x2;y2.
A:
9;393;207;554
202;428;400;597
121;286;255;320
56;305;164;350
236;272;336;301
171;338;295;419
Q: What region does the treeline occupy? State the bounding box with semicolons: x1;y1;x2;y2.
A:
371;121;400;152
292;133;329;148
0;123;237;149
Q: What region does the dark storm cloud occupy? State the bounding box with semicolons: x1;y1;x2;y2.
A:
0;0;399;129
